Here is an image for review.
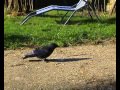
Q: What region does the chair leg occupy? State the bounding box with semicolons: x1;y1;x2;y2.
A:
88;4;101;22
64;10;76;25
87;5;93;20
80;9;84;17
20;15;32;25
61;11;69;22
20;14;36;25
84;0;101;22
57;10;60;16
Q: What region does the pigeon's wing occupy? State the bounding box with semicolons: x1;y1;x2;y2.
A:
40;45;50;50
34;45;49;51
33;48;49;58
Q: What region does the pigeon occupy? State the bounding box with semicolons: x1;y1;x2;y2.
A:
23;43;58;61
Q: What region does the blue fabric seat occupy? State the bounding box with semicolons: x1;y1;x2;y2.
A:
20;0;100;25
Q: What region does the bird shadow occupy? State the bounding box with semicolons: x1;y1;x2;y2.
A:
29;57;92;62
10;64;25;67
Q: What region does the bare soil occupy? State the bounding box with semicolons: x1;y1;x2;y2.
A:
4;43;116;90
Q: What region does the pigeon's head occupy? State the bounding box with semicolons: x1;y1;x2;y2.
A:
51;43;59;48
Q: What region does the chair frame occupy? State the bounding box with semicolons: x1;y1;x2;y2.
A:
20;0;100;25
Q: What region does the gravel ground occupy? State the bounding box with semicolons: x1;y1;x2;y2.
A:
4;43;116;90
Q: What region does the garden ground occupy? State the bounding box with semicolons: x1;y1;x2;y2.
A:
4;42;116;90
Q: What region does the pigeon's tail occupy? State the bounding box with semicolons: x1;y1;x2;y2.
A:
23;51;35;59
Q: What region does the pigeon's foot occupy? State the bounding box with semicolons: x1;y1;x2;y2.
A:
23;56;27;59
44;59;49;63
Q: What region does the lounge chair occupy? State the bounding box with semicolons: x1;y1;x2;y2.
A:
20;0;100;25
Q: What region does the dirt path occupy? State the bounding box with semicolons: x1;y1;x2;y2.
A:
4;44;116;90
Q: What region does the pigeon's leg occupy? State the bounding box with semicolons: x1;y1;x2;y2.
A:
44;58;49;63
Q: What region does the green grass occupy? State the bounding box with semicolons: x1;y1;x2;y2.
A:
4;11;116;49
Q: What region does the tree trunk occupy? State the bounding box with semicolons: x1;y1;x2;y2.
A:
110;1;116;15
4;0;8;8
4;0;33;15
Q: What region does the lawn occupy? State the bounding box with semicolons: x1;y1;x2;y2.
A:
4;11;116;49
